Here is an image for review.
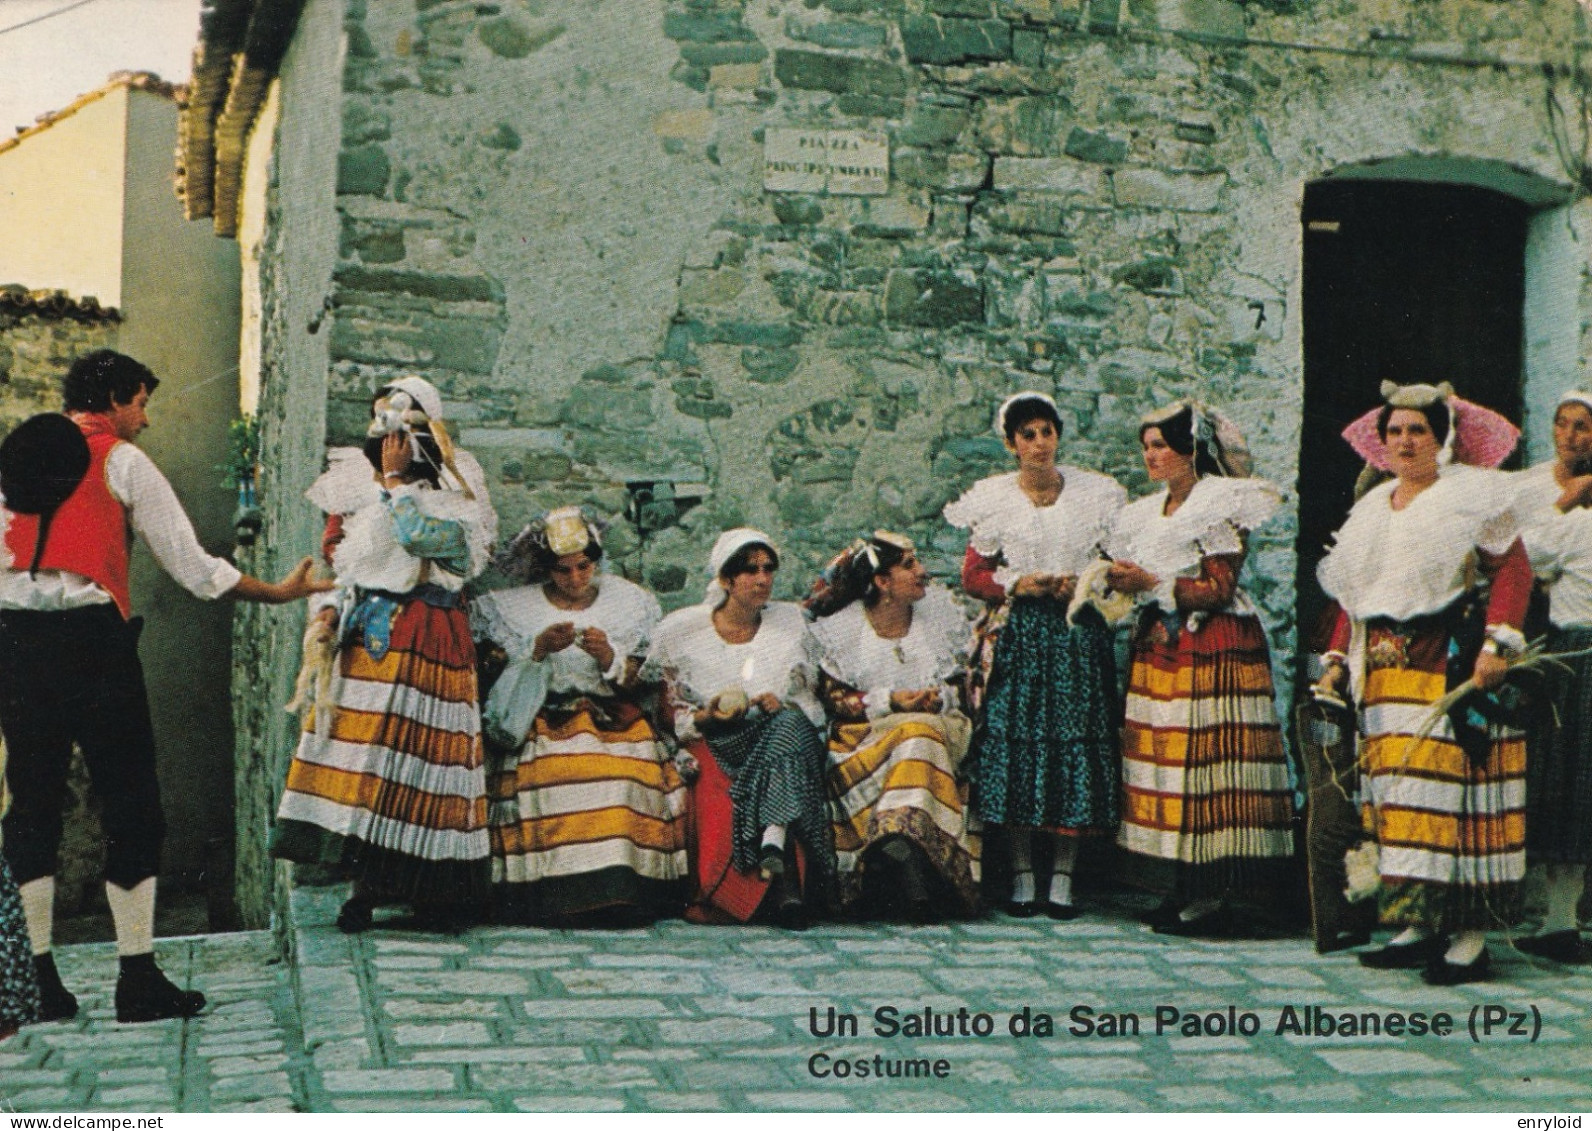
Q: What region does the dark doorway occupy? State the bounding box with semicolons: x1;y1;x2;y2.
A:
1295;180;1528;679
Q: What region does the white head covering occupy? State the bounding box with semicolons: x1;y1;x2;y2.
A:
1557;389;1592;416
1140;399;1254;478
705;527;776;608
994;391;1059;438
388;375;444;421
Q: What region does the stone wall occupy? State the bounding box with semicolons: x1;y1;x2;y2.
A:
232;0;345;928
309;0;1589;701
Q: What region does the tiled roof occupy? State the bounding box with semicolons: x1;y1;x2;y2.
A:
0;72;179;159
176;0;306;238
0;286;121;322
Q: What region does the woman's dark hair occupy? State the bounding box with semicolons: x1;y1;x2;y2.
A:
532;536;604;577
62;350;159;413
1140;405;1222;477
1001;395;1063;442
1375;401;1449;448
808;537;909;619
363;427;445;488
718;541;779;581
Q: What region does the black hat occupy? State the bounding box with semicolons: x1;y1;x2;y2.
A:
0;413;90;574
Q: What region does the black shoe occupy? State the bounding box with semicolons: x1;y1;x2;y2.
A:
775;897;809;931
1005;900;1039;919
1514;931;1589;965
1045;903;1081;921
115;957;205;1024
336;897;373;934
1317;928;1374;955
1357;936;1445;970
1422;947;1491;986
1140;899;1182;929
32;953;78;1023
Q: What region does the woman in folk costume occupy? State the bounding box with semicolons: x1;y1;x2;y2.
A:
1510;390;1592;965
943;393;1127;920
0;754;41;1041
642;530;834;929
470;507;686;926
273;377;497;932
1316;381;1529;984
806;532;981;921
1106;401;1294;937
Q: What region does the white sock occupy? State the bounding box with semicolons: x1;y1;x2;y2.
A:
106;877;156;957
19;877;54;955
1445;930;1486;966
1010;871;1035;903
1543;864;1586;934
760;825;787;852
1049;837;1078;906
1388;926;1427;947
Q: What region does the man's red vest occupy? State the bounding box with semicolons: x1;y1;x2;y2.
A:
4;415;132;618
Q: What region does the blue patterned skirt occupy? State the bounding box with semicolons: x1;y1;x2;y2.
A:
966;597;1120;830
0;853;40;1035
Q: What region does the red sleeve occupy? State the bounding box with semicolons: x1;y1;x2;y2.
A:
321;513;346;568
961;544;1007;604
1172;552;1242;612
1481;538;1531;630
1326;606;1351;655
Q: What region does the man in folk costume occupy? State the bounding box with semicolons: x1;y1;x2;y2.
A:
0;350;328;1024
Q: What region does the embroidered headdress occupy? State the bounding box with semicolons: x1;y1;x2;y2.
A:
495;505;604;584
1342;381;1518;470
804;531;915;619
1140;399;1254;478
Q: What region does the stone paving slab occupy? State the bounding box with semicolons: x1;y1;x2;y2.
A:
1;887;1589;1113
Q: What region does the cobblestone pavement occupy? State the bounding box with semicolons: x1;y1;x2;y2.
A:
3;887;1590;1113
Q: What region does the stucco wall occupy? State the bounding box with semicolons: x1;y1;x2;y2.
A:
117;87;244;906
0;89;127;306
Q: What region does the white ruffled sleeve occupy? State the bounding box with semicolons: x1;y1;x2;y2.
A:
942;476;1007;557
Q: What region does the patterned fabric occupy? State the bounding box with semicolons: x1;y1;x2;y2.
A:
0;854;40;1035
705;708;835;886
828;714;981;913
1356;613;1524;930
273;599;490;905
490;695;687;922
1119;610;1294;900
1526;625;1592;866
965;598;1119;830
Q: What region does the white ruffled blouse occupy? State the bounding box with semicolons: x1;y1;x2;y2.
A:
1107;475;1282;616
809;585;971;720
942;466;1126;592
1516;462;1592;629
308;445;497;594
472;575;662;694
642;601;824;740
1317;464;1518;623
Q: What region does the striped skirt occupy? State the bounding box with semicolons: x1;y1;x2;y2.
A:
1527;625;1592;866
1359;616;1524;930
1119;611;1294;900
273;599;490;905
829;714;981;915
491;695;687;923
